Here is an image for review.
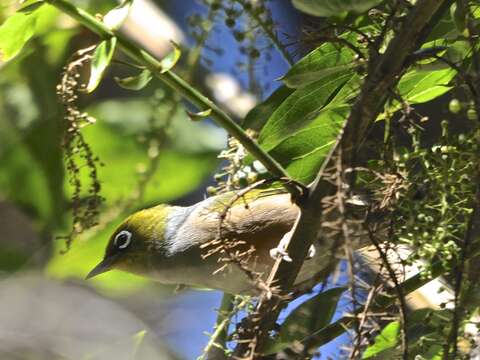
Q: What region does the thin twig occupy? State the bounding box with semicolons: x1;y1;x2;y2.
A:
365;225;409;359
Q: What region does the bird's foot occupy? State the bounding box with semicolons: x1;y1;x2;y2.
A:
270;230;316;262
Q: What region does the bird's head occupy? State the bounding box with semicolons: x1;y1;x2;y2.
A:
86;204;171;279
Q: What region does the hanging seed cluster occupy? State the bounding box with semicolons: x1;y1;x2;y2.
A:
56;48;104;252
209;129;262;195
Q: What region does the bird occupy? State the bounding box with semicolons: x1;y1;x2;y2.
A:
86;189;331;294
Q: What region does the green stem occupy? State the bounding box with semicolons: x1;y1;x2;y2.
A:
199;293;234;360
46;0;298;196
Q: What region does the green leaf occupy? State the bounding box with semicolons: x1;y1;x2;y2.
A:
399;68;455;103
273;106;348;182
380;68;456;119
363;321;399;358
114;69;152;90
159;41;181;73
450;3;467;32
0;12;38;61
258;70;352;151
427;8;459;42
103;0;134;31
282;41;356;88
78;120;218;205
0;47;65;226
250;73;359;182
292;0;382;17
86;37;118;93
263;287;345;354
242;85;294;131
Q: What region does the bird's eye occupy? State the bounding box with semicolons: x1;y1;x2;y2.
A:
114;230;132;249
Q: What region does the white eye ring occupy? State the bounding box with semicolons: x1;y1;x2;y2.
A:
114;230;132;249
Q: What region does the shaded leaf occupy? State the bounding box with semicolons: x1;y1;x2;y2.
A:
0;47;65;225
114;69;152;90
0;12;38;61
18;1;45;14
263;287;346;354
103;0;134;30
292;0;382;17
159;41;181;73
86;37;118;93
362;321;399;358
242;85;294;131
427;8;459;41
450;3;467;32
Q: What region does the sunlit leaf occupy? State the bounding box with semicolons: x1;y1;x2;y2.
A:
249;73;359;182
85;37;118;93
263;287;345;354
0;12;38;61
272;106;348;182
103;0;134;31
362;321;399;358
114;69;152;90
282;40;356;88
258;70;352;151
292;0;382;17
159;41;181;73
400;69;455;103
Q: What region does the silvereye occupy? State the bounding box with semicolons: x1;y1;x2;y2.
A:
86;190;325;294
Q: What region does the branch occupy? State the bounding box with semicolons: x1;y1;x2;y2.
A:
233;0;452;357
45;0;301;197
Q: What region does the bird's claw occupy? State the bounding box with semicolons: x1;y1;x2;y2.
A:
306;244;316;259
270;230;316;262
269;247;293;262
270;230;293;262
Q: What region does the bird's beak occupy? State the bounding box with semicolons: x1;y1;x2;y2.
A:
85;254;119;280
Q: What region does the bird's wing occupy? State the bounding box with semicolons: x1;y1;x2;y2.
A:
180;191;299;260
